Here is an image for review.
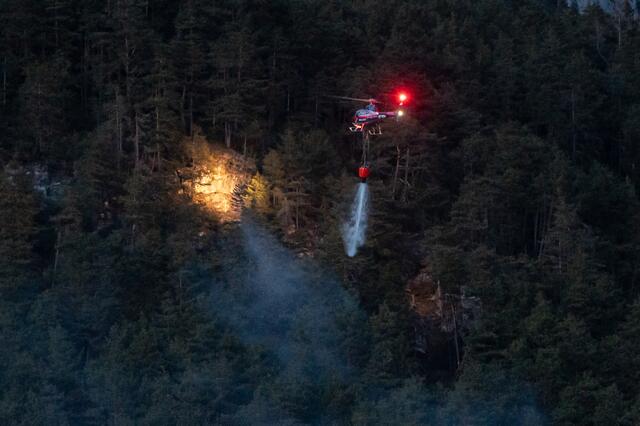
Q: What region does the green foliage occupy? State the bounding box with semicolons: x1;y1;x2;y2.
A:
243;172;270;214
443;361;547;425
0;170;38;294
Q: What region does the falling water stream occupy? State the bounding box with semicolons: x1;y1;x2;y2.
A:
342;182;370;257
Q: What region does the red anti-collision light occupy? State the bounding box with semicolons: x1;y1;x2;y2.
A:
397;92;409;106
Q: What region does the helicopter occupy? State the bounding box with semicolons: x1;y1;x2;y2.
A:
330;91;409;182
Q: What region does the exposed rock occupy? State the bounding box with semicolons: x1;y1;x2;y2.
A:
406;266;481;363
177;142;255;222
4;163;68;201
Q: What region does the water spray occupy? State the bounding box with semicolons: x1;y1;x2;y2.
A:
342;182;370;257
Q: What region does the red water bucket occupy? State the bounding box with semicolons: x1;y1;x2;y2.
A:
358;166;370;181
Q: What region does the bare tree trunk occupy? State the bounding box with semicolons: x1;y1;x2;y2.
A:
611;0;626;48
533;207;539;255
392;145;401;199
617;15;622;47
225;121;232;148
243;135;247;159
81;35;88;112
237;44;243;82
286;88;290;112
538;199;553;260
402;146;410;202
134;113;140;171
154;101;160;169
594;20;608;64
155;102;160;132
451;303;461;370
571;89;577;160
295;184;300;230
22;29;27;59
36;80;43;154
2;55;6;107
116;89;123;169
52;230;62;286
181;85;186;130
155;143;160;171
95;43;104;125
53;0;60;48
124;35;131;98
558;237;563;272
189;92;194;137
272;46;277;75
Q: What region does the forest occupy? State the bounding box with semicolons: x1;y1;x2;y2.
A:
1;0;640;424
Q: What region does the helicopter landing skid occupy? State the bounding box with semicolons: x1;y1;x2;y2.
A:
368;125;382;136
349;124;382;135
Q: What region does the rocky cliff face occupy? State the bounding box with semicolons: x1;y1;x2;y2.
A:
177;142;255;222
406;266;481;369
4;162;68;201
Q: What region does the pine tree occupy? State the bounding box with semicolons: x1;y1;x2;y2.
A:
243;172;271;215
208;22;264;149
365;303;412;383
18;57;71;159
0;169;38;292
171;0;208;137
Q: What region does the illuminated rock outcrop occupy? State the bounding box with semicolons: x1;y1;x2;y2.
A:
178;141;255;222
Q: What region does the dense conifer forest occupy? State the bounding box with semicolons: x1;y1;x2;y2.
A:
2;0;640;424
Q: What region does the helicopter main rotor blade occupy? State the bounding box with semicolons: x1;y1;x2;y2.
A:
326;95;381;103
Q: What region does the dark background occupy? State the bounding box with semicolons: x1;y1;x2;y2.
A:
1;1;640;424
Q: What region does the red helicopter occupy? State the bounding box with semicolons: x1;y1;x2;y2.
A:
331;91;409;182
